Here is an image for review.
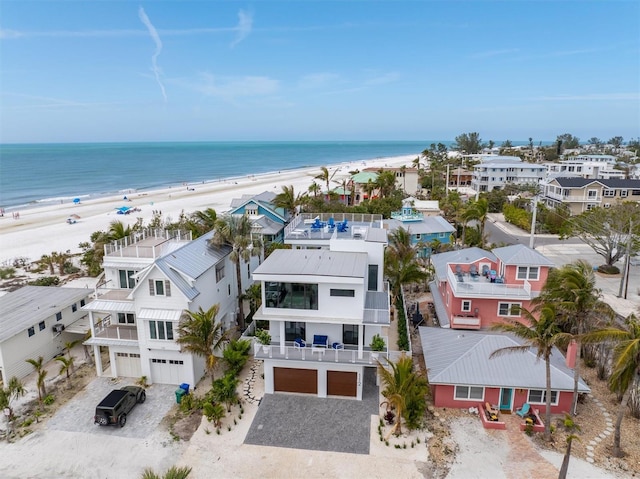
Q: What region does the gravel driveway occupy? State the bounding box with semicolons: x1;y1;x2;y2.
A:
46;377;179;439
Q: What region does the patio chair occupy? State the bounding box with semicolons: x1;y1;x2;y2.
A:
313;335;329;348
293;338;306;349
332;342;344;350
516;403;531;418
327;217;336;230
470;265;479;277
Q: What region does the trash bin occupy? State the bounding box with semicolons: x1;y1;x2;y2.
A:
179;383;190;394
175;388;186;404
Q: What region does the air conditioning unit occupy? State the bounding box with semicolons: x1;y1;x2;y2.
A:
52;324;65;333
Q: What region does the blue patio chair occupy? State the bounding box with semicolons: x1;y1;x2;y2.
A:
470;265;479;277
313;335;329;348
516;403;531;417
293;338;306;349
327;217;335;230
337;221;347;233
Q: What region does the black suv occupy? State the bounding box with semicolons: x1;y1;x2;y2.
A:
94;385;146;427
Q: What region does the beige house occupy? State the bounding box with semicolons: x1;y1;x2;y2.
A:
542;177;640;215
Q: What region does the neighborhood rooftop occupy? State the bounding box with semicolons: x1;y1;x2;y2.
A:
253;249;368;278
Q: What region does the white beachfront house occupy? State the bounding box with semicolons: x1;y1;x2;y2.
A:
83;228;251;386
0;286;92;384
250;213;394;400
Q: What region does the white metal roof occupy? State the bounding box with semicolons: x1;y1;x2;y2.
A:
253;249;367;278
82;300;135;313
138;308;183;321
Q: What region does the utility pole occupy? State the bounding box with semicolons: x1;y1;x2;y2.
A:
618;220;633;298
529;196;538;249
445;164;450;199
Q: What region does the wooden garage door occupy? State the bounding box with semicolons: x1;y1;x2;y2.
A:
327;371;357;397
274;367;317;394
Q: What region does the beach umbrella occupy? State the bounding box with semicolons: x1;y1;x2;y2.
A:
73;198;80;204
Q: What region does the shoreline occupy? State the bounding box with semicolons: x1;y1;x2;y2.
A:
0;154;416;264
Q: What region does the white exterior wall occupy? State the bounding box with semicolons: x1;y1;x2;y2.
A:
329;238;386;291
0;298;90;382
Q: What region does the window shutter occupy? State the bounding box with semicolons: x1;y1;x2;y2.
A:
149;279;155;296
165;281;171;297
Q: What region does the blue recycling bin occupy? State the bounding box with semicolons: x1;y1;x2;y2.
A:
179;383;190;394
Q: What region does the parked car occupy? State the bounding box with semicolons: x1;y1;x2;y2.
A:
94;385;146;427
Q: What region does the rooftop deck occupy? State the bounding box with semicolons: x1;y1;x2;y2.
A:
446;268;532;299
283;213;384;242
104;228;192;259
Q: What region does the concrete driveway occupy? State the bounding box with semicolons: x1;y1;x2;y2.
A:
46;376;178;439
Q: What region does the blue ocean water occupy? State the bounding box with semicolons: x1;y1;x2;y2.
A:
0;141;445;210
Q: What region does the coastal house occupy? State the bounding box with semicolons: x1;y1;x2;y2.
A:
471;156;546;194
419;327;589;413
249;213;394;399
384;199;455;257
228;191;289;248
349;171;379;205
0;286;92;384
543;159;625;180
542;177;640;215
83;228;246;386
429;245;554;330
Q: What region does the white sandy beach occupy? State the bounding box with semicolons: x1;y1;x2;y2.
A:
0;155;416;265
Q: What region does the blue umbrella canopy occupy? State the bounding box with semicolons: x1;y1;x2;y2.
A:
73;198;81;204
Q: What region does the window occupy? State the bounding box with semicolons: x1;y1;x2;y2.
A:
343;324;359;345
119;269;137;289
72;303;77;313
28;326;35;337
228;284;231;296
264;282;318;310
117;313;135;324
284;322;306;341
461;300;471;312
39;321;46;331
621;190;628;197
603;189;615;197
454;385;484;401
246;206;258;215
215;263;225;283
151;358;167;364
528;389;558;405
517;266;539;280
587;189;597;198
54;312;62;322
633;190;640;196
498;302;521;317
149;320;174;340
169;359;184;365
330;289;355;297
368;264;378;291
80;299;86;307
149;279;171;296
439;232;447;238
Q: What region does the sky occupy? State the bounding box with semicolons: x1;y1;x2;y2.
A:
1;0;639;144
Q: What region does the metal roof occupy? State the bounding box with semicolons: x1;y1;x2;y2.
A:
429;281;450;327
553;177;640;188
364;227;388;243
138;308;183;321
0;286;92;343
351;171;378;183
418;327;590;392
492;244;555;267
82;300;135;313
253;249;367;278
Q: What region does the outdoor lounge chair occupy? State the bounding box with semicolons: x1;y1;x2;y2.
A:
313;335;329;348
516;403;531;418
293;338;306;349
469;265;479;277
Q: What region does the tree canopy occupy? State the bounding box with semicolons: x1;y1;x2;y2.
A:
453;132;483;154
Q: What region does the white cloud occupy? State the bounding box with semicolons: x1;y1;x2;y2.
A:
231;9;253;48
138;7;167;102
364;72;400;86
190;73;279;100
299;73;342;89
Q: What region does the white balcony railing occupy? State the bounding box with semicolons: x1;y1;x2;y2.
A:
253;343;389;365
446;268;531;299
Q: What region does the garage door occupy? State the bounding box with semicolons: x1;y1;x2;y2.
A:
150;358;184;385
274;367;317;394
114;352;142;378
327;371;357;397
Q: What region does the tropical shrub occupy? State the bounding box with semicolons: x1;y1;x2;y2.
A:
28;276;60;286
223;339;251;375
597;264;620;275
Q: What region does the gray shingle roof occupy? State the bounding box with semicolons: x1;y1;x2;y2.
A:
431;247;497;279
553;177;640;188
0;286;91;343
492;244;555;267
253;249;367;278
418;327;589;392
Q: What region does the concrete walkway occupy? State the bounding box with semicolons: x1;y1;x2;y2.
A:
586;397;615;464
502;414;559;479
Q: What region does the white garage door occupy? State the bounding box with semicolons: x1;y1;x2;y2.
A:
114;352;142;378
149;358;185;385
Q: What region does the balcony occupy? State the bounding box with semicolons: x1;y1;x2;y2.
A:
283;213;384;242
104;228;191;258
94;315;138;341
451;314;481;330
447;268;531;299
254;342;388;366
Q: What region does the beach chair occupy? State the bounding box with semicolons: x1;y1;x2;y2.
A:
327;217;335;230
470;265;479;277
293;338;306;349
516;403;531;418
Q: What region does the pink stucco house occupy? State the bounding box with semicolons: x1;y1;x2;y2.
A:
419;328;589;414
428;245;555;330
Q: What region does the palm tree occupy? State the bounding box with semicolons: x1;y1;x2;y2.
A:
377;354;428;437
140;466;192;479
273;185;303;216
55;356;75;389
333;177;349;205
39;254;56;274
539;260;614;415
176;305;228;385
189;208;217;237
211;214;261;331
490;303;571;441
582;314;640;457
25;356;47;402
399;165;407;194
51;251;70;275
375;170;397;199
212;373;240;412
308;182;321;198
203;401;226;428
384;227;428;302
315;166;337;200
108;220;133;240
0;376;26;420
243;282;262;315
362;179;376;200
